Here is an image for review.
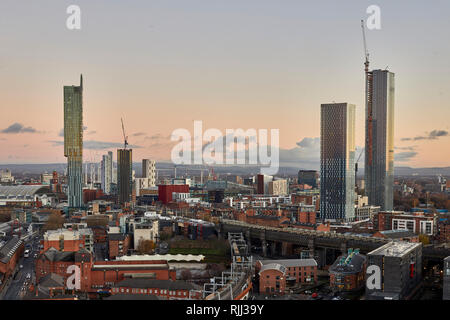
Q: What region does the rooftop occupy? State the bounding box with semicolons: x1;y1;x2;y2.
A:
259;263;286;275
0;236;23;264
114;278;195;291
368;241;421;257
258;258;317;268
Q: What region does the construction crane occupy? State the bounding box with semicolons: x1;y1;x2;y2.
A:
121;118;128;149
361;19;370;73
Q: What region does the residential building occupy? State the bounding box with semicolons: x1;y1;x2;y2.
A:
320;103;356;222
101;151;113;194
268;179;288;196
64;74;84;208
365;69;395;211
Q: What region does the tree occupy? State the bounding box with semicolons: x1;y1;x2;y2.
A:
137;239;155;254
43;212;65;232
419;234;430;245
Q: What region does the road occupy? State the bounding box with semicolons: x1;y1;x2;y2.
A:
2;235;39;300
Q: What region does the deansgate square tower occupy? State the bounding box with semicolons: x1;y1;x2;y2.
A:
364;69;395;211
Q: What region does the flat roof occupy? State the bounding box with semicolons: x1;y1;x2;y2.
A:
258;258;317;268
368;241;421;257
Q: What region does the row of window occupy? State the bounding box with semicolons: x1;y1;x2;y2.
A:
112;287;188;296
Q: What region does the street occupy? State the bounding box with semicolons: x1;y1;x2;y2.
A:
2;235;39;300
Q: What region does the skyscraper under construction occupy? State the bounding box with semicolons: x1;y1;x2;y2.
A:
64;75;84;208
364;69;395;211
117;148;132;204
361;21;395;212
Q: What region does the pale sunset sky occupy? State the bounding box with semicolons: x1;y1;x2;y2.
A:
0;0;449;168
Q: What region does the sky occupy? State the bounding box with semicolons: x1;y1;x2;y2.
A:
0;0;449;169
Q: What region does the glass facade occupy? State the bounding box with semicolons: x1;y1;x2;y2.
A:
320;103;356;221
64;75;83;208
365;70;395;211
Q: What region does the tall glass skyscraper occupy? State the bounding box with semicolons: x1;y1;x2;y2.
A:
364;69;395;211
64;75;84;208
320;103;356;222
101;151;113;194
117;149;132;204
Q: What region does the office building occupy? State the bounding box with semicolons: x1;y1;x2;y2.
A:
366;242;422;300
64;75;84;208
117;149;133;204
320;103;356;221
364;69;395;211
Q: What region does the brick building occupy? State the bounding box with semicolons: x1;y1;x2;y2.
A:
258;263;287;295
109;278;201;300
373;211;436;236
108;233;131;259
42;228;94;253
158;185;189;204
329;249;367;292
0;236;24;288
437;221;450;243
35;248;176;294
256;259;318;287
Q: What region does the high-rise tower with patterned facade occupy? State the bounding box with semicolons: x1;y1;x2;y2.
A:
320;103;356;222
64;75;84;208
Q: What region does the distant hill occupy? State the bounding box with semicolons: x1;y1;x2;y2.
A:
1;163;449;177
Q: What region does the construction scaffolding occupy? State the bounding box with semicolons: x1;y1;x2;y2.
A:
200;232;253;300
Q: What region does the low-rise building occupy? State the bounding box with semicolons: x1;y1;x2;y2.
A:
258;263;287;295
108;233;131;259
329;249;367;292
110;278;201;300
257;258;317;285
43;228;94;253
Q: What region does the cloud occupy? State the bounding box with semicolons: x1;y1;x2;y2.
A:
296;137;320;149
395;151;418;162
48;140;142;150
395;146;416;151
145;133;170;141
401;130;448;141
132;132;146;137
59;127;94;136
1;123;40;134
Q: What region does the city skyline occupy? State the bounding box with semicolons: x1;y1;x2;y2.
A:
1;1;450;168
